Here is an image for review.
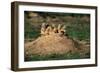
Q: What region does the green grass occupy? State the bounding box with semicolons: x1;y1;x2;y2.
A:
66;24;90;41
25;52;89;61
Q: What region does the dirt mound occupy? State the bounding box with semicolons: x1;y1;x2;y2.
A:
25;34;78;56
25;24;90;57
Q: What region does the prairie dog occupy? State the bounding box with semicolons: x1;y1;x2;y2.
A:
45;26;52;35
58;25;66;36
52;25;58;33
41;23;46;35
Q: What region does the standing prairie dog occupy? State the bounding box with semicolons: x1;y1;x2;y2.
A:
58;25;66;36
61;25;66;33
46;26;53;35
58;24;62;30
41;23;46;35
52;24;58;33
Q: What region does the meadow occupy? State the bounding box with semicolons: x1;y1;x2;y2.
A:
24;11;90;61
